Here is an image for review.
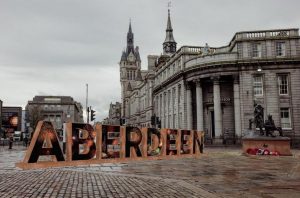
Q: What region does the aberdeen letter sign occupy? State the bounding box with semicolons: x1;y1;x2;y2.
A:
16;121;204;169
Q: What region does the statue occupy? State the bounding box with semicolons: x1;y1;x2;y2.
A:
249;103;284;137
249;103;264;135
264;115;283;137
203;43;210;55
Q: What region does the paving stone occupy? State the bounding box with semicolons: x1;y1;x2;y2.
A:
1;146;300;197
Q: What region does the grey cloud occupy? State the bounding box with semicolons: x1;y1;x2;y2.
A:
0;0;300;121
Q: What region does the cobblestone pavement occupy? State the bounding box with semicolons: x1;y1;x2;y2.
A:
0;144;26;174
0;145;300;197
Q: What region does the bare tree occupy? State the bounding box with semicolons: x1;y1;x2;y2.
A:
27;105;43;134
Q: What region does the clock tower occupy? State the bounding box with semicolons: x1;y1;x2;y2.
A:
119;22;141;117
163;9;177;55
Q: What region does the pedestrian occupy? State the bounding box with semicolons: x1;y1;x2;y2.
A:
24;136;28;147
9;136;13;149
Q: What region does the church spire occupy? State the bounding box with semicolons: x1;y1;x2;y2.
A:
128;20;132;33
127;20;134;54
163;9;177;55
166;10;173;37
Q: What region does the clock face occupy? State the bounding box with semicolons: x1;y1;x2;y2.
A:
127;52;135;62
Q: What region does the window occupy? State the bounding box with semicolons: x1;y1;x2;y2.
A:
49;115;55;122
252;43;261;58
160;94;162;117
280;108;291;129
56;116;62;129
173;64;175;74
164;92;167;113
276;42;286;57
253;76;263;96
177;60;181;67
178;85;181;104
168;90;171;111
278;75;288;95
172;88;176;109
155;96;159;114
44;98;61;103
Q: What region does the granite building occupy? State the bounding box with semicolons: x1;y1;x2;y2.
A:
106;102;121;125
0;100;2;130
115;10;300;145
153;25;300;144
26;96;84;136
119;22;156;127
1;106;23;134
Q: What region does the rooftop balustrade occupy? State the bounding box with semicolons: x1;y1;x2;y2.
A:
230;29;299;45
185;52;238;68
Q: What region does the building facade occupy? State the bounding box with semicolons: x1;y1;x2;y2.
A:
154;28;300;145
1;106;23;136
105;102;121;125
26;96;84;136
119;23;156;127
113;10;300;144
0;100;2;130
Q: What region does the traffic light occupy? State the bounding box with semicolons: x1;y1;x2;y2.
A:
151;115;156;126
120;118;126;125
90;109;96;121
157;120;161;129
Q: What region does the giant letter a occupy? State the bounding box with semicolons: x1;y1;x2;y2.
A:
23;121;65;163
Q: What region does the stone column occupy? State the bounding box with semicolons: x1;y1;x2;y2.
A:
126;100;130;120
165;92;169;128
161;93;164;128
177;84;181;129
213;76;222;138
149;81;153;107
233;75;242;137
195;79;204;131
186;83;193;130
157;95;160;120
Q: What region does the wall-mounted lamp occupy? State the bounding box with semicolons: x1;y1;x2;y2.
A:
257;66;262;72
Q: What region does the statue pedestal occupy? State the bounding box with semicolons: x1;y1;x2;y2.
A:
242;136;292;156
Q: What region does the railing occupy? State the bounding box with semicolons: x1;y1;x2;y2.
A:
177;46;218;55
246;32;266;38
229;29;299;48
180;46;204;54
185;52;238;68
235;29;298;40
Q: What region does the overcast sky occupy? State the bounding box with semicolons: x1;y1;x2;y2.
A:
0;0;299;122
